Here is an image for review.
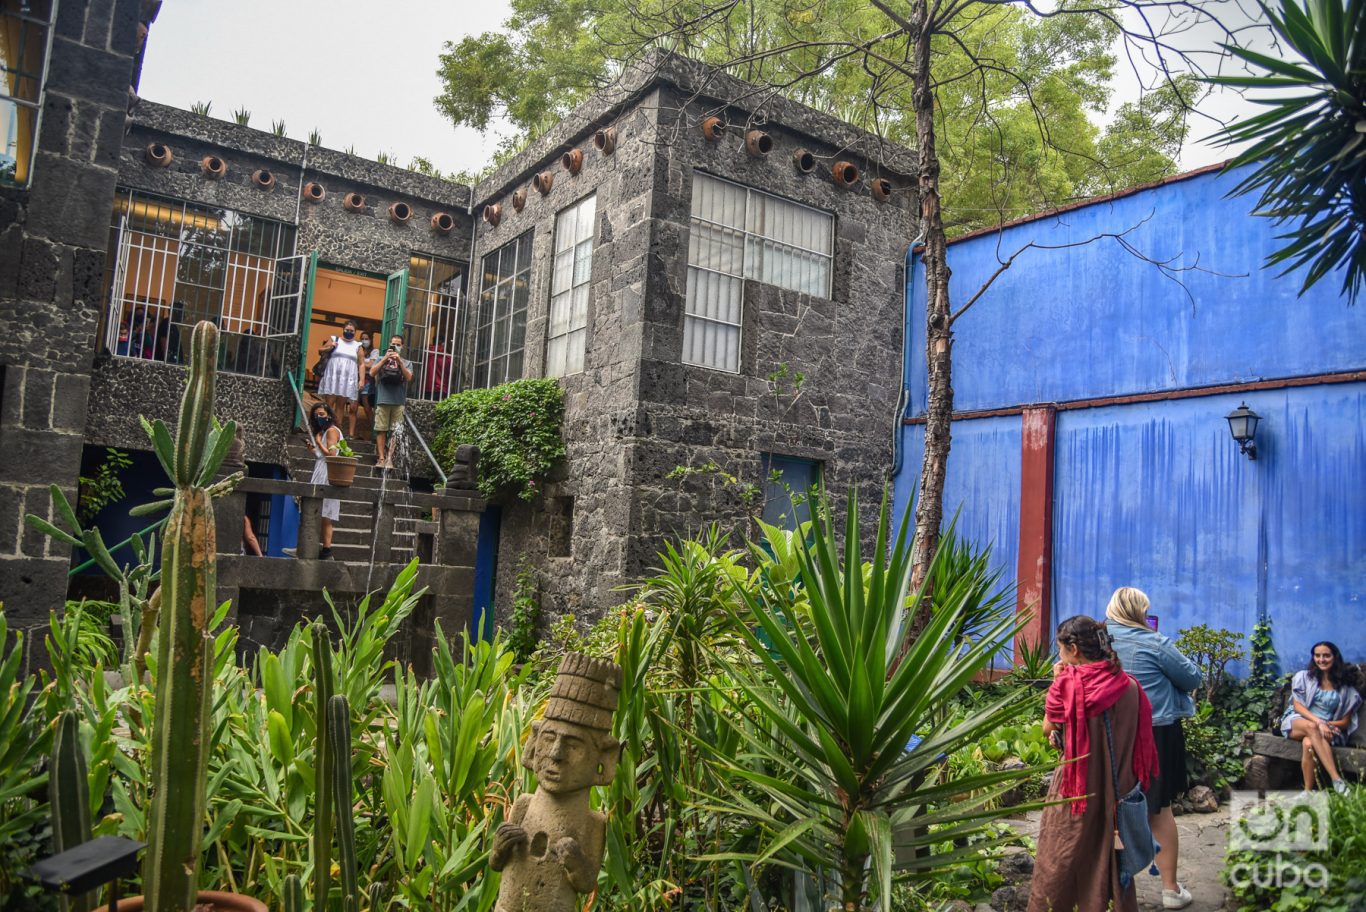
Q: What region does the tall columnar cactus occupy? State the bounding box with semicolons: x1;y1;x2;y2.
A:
327;693;360;912
51;710;95;912
281;874;304;912
141;321;237;912
311;622;335;907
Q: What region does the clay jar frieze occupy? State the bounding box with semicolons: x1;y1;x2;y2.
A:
593;127;617;156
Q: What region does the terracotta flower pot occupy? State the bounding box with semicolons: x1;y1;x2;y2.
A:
483;203;502;227
430;211;454;234
871;177;893;202
252;168;275;190
745;130;773;157
701;116;725;141
511;188;527;212
594;127;617;155
532;171;555;195
325;455;358;486
303;181;326;202
792;148;816;173
388;201;412;224
94;891;267;912
200;155;226;179
831;159;861;188
561;148;584;175
343;192;366;212
144;142;173;168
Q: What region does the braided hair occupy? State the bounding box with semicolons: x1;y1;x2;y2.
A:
1056;615;1123;671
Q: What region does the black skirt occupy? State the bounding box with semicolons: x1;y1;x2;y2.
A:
1147;722;1189;809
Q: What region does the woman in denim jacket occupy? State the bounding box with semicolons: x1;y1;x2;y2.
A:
1106;587;1201;911
1281;641;1361;795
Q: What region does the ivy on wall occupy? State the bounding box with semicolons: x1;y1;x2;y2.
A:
433;378;566;501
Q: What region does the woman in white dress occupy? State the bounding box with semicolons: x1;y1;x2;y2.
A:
308;402;343;560
316;320;365;437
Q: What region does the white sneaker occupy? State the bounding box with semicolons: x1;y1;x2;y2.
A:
1332;778;1350;795
1162;884;1193;910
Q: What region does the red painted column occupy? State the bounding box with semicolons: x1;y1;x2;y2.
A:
1016;406;1056;660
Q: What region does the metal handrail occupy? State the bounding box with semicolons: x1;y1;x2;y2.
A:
403;411;447;489
69;516;168;577
286;372;324;458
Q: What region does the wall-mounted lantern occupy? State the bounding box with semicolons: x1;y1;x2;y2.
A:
1225;402;1261;460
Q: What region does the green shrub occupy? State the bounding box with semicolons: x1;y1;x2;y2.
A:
433;378;565;500
1176;623;1244;703
77;448;132;525
505;559;542;662
1224;787;1366;912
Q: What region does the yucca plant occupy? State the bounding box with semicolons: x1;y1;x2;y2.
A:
1209;0;1365;302
697;491;1044;911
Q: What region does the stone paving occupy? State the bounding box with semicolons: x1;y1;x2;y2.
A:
1004;806;1232;911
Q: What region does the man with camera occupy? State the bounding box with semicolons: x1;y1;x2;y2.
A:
368;333;414;470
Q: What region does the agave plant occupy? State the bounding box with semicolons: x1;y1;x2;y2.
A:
1209;0;1365;302
232;106;251;127
698;491;1044;911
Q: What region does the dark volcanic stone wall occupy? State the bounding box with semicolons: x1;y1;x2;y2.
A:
469;53;916;628
0;0;139;664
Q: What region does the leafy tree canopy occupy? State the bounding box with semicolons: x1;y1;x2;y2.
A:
435;0;1195;231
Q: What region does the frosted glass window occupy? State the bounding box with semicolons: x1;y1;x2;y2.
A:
474;230;533;387
546;194;596;378
683;173;833;371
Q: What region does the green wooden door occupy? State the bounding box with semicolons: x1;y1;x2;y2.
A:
381;267;408;348
294;251;320;389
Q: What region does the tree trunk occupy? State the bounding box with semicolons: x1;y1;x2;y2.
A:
909;0;953;605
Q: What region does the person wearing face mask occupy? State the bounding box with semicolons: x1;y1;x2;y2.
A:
306;403;343;559
368;334;413;470
316;320;365;437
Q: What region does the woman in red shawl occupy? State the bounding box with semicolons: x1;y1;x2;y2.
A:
1027;616;1160;912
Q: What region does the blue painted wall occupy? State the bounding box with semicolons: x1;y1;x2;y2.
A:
894;167;1366;668
906;168;1362;415
1052;383;1366;667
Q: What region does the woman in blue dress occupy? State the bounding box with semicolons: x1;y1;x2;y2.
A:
1281;641;1361;795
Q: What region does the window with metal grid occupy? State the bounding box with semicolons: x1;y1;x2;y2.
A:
405;253;466;401
473;230;533;388
0;0;55;187
546;194;596;378
102;189;299;378
684;173;834;372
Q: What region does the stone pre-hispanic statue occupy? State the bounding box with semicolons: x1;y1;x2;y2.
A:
492;653;623;912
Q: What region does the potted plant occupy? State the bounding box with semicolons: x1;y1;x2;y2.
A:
325;439;358;486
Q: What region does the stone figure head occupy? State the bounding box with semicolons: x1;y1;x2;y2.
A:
524;654;623;794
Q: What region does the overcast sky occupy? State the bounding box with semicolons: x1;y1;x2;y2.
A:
140;0;1262;179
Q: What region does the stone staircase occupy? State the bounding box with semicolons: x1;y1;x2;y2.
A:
284;432;430;564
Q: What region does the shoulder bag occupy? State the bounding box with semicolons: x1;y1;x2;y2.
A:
311;336;335;379
1103;709;1160;890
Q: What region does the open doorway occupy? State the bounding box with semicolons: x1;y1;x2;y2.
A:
304;267;387;388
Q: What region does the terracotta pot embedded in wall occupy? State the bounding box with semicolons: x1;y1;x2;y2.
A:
594;127;618;155
511;188;527;212
561;148;584;175
388;201;412;225
200;155;226;179
343;192;366;211
532;171;555;195
831;160;861;188
252;169;275;190
745;130;773;157
431;211;455;234
144;142;173;168
871;177;893;202
303;182;326;203
792;148;816;173
701;116;725;141
483;203;502;227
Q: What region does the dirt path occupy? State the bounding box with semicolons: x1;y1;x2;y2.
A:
1005;807;1232;911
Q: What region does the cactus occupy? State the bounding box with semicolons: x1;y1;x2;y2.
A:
51;710;95;912
311;622;335;908
281;874;304;912
140;321;237;912
366;882;385;912
328;693;360;912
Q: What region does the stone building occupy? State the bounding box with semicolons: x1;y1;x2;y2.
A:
1;3;917;659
